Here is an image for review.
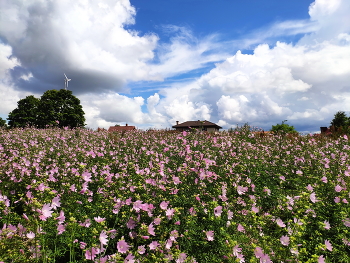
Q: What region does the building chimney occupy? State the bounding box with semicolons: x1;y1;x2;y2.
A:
176;121;179;125
126;123;128;126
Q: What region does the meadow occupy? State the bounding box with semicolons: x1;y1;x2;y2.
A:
0;127;349;263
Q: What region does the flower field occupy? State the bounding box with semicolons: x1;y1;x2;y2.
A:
0;128;349;263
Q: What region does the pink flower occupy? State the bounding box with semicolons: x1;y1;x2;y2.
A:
252;206;259;213
237;224;245;232
343;218;350;227
126;218;137;229
166;208;175;219
335;185;343;192
82;171;92;182
321;176;328;183
51;196;61;210
125;253;135;263
237;186;248;195
276;218;286;227
227;210;233;220
324;220;331;230
79;218;91;228
160;201;169;210
166;239;173;249
334;197;340;203
170;230;179;241
176;253;187;263
148;223;156;236
137;245;146;254
306;184;313;191
85;247;100;260
117;239;130;254
56;210;65;224
149;241;159;250
280;235;290;246
80;242;87;249
232;245;242;257
40;204;53;221
99;230;108;246
214;206;223;217
133;200;143;212
260;254;272;263
57;224;66;234
153;218;161;225
205;230;214;241
173;176;181;184
325;240;333;251
318;255;326;263
94;216;105;223
27;231;35;239
310;192;317;203
254;247;264;258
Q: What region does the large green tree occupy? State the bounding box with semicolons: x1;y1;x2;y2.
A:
7;90;85;128
330;111;349;129
7;95;40;128
37;89;85;128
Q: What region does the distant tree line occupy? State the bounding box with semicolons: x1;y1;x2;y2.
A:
6;89;85;129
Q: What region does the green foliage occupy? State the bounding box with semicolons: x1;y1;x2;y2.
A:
7;95;40;128
7;90;85;128
0;117;7;128
330;111;349;129
271;120;297;134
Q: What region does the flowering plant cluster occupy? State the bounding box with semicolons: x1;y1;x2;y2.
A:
0;128;349;262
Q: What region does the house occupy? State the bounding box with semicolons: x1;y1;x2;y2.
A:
108;124;136;132
172;120;222;132
320;127;332;134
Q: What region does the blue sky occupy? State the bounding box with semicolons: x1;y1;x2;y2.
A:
1;0;350;132
130;0;312;40
127;0;311;95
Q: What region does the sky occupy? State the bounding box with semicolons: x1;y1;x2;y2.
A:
1;0;350;133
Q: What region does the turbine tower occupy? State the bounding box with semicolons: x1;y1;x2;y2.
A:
64;73;71;90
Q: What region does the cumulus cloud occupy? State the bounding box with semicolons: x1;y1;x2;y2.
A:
0;43;39;115
1;0;350;133
149;0;350;132
0;0;158;94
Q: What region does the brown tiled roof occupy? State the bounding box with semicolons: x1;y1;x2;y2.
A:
172;120;222;129
108;126;136;132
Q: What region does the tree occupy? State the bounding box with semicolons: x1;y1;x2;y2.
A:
7;95;40;128
7;90;85;128
37;89;85;128
271;120;297;134
330;111;349;129
0;117;7;128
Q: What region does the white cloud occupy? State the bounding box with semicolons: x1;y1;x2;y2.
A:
0;43;39;115
0;0;159;94
1;0;350;133
149;0;350;132
149;26;230;79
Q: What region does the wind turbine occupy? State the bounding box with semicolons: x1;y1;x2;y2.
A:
64;73;71;90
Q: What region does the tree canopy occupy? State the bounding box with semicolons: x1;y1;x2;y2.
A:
330;111;349;129
271;120;297;134
7;89;85;128
0;117;7;128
